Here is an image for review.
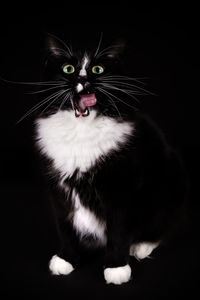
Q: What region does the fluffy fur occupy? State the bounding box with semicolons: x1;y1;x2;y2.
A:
71;188;107;245
104;265;132;285
36;110;133;179
129;242;159;260
49;255;74;275
31;34;188;285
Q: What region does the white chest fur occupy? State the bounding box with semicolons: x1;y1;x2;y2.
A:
36;110;133;179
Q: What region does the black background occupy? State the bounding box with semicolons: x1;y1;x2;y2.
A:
0;4;200;299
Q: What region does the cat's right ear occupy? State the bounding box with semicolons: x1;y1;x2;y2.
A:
45;34;71;57
106;39;126;60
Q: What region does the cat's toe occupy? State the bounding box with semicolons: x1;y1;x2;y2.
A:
49;255;74;275
104;264;132;285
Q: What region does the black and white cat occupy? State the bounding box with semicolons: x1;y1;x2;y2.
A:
32;34;187;285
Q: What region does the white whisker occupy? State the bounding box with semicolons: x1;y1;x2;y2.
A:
95;46;116;59
96;86;137;110
97;75;149;85
17;89;68;123
58;92;72;111
40;90;68;114
94;32;103;57
97;79;153;95
96;83;140;103
27;84;69;94
96;87;122;119
1;77;67;86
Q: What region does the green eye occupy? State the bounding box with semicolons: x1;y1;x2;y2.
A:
63;64;75;74
92;65;104;74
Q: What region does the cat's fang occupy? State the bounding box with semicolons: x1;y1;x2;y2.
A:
75;107;89;118
75;108;81;117
82;107;89;117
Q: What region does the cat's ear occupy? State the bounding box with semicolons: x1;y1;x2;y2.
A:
106;39;126;59
45;34;71;57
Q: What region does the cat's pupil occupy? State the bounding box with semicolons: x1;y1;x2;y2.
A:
67;66;72;72
96;67;101;73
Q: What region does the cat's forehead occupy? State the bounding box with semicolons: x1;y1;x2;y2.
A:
60;51;92;69
71;48;86;59
72;47;102;65
79;55;89;76
79;52;90;63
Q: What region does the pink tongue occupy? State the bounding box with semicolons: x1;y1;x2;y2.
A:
80;93;97;107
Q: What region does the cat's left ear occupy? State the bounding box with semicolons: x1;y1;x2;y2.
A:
45;34;70;57
106;39;126;59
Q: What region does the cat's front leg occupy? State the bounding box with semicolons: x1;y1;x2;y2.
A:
49;217;80;276
104;213;132;285
48;184;80;276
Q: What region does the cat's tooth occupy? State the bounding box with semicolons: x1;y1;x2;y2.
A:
75;109;80;117
83;108;89;117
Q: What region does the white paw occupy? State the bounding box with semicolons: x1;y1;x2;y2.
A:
130;242;159;260
49;255;74;275
104;264;132;285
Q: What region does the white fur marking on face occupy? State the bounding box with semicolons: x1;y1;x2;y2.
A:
36;110;134;179
104;265;132;285
49;255;74;275
129;242;159;260
72;190;107;245
79;56;89;77
76;83;84;93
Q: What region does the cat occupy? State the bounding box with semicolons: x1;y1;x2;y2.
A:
30;34;187;285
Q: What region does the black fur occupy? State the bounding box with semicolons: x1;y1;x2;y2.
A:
33;34;188;278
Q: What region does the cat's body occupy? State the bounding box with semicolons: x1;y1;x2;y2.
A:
33;35;187;284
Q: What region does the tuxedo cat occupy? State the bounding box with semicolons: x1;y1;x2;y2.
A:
32;34;187;285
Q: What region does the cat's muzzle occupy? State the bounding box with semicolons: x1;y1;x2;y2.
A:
72;93;97;118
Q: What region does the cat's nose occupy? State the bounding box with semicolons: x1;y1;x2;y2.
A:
84;81;91;90
77;76;91;91
78;75;87;83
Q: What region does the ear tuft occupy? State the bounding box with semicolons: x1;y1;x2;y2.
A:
106;39;126;59
45;34;71;57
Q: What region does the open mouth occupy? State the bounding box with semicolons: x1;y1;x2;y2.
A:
73;93;97;117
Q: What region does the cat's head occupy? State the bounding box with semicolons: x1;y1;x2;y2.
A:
43;34;127;118
17;35;150;123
